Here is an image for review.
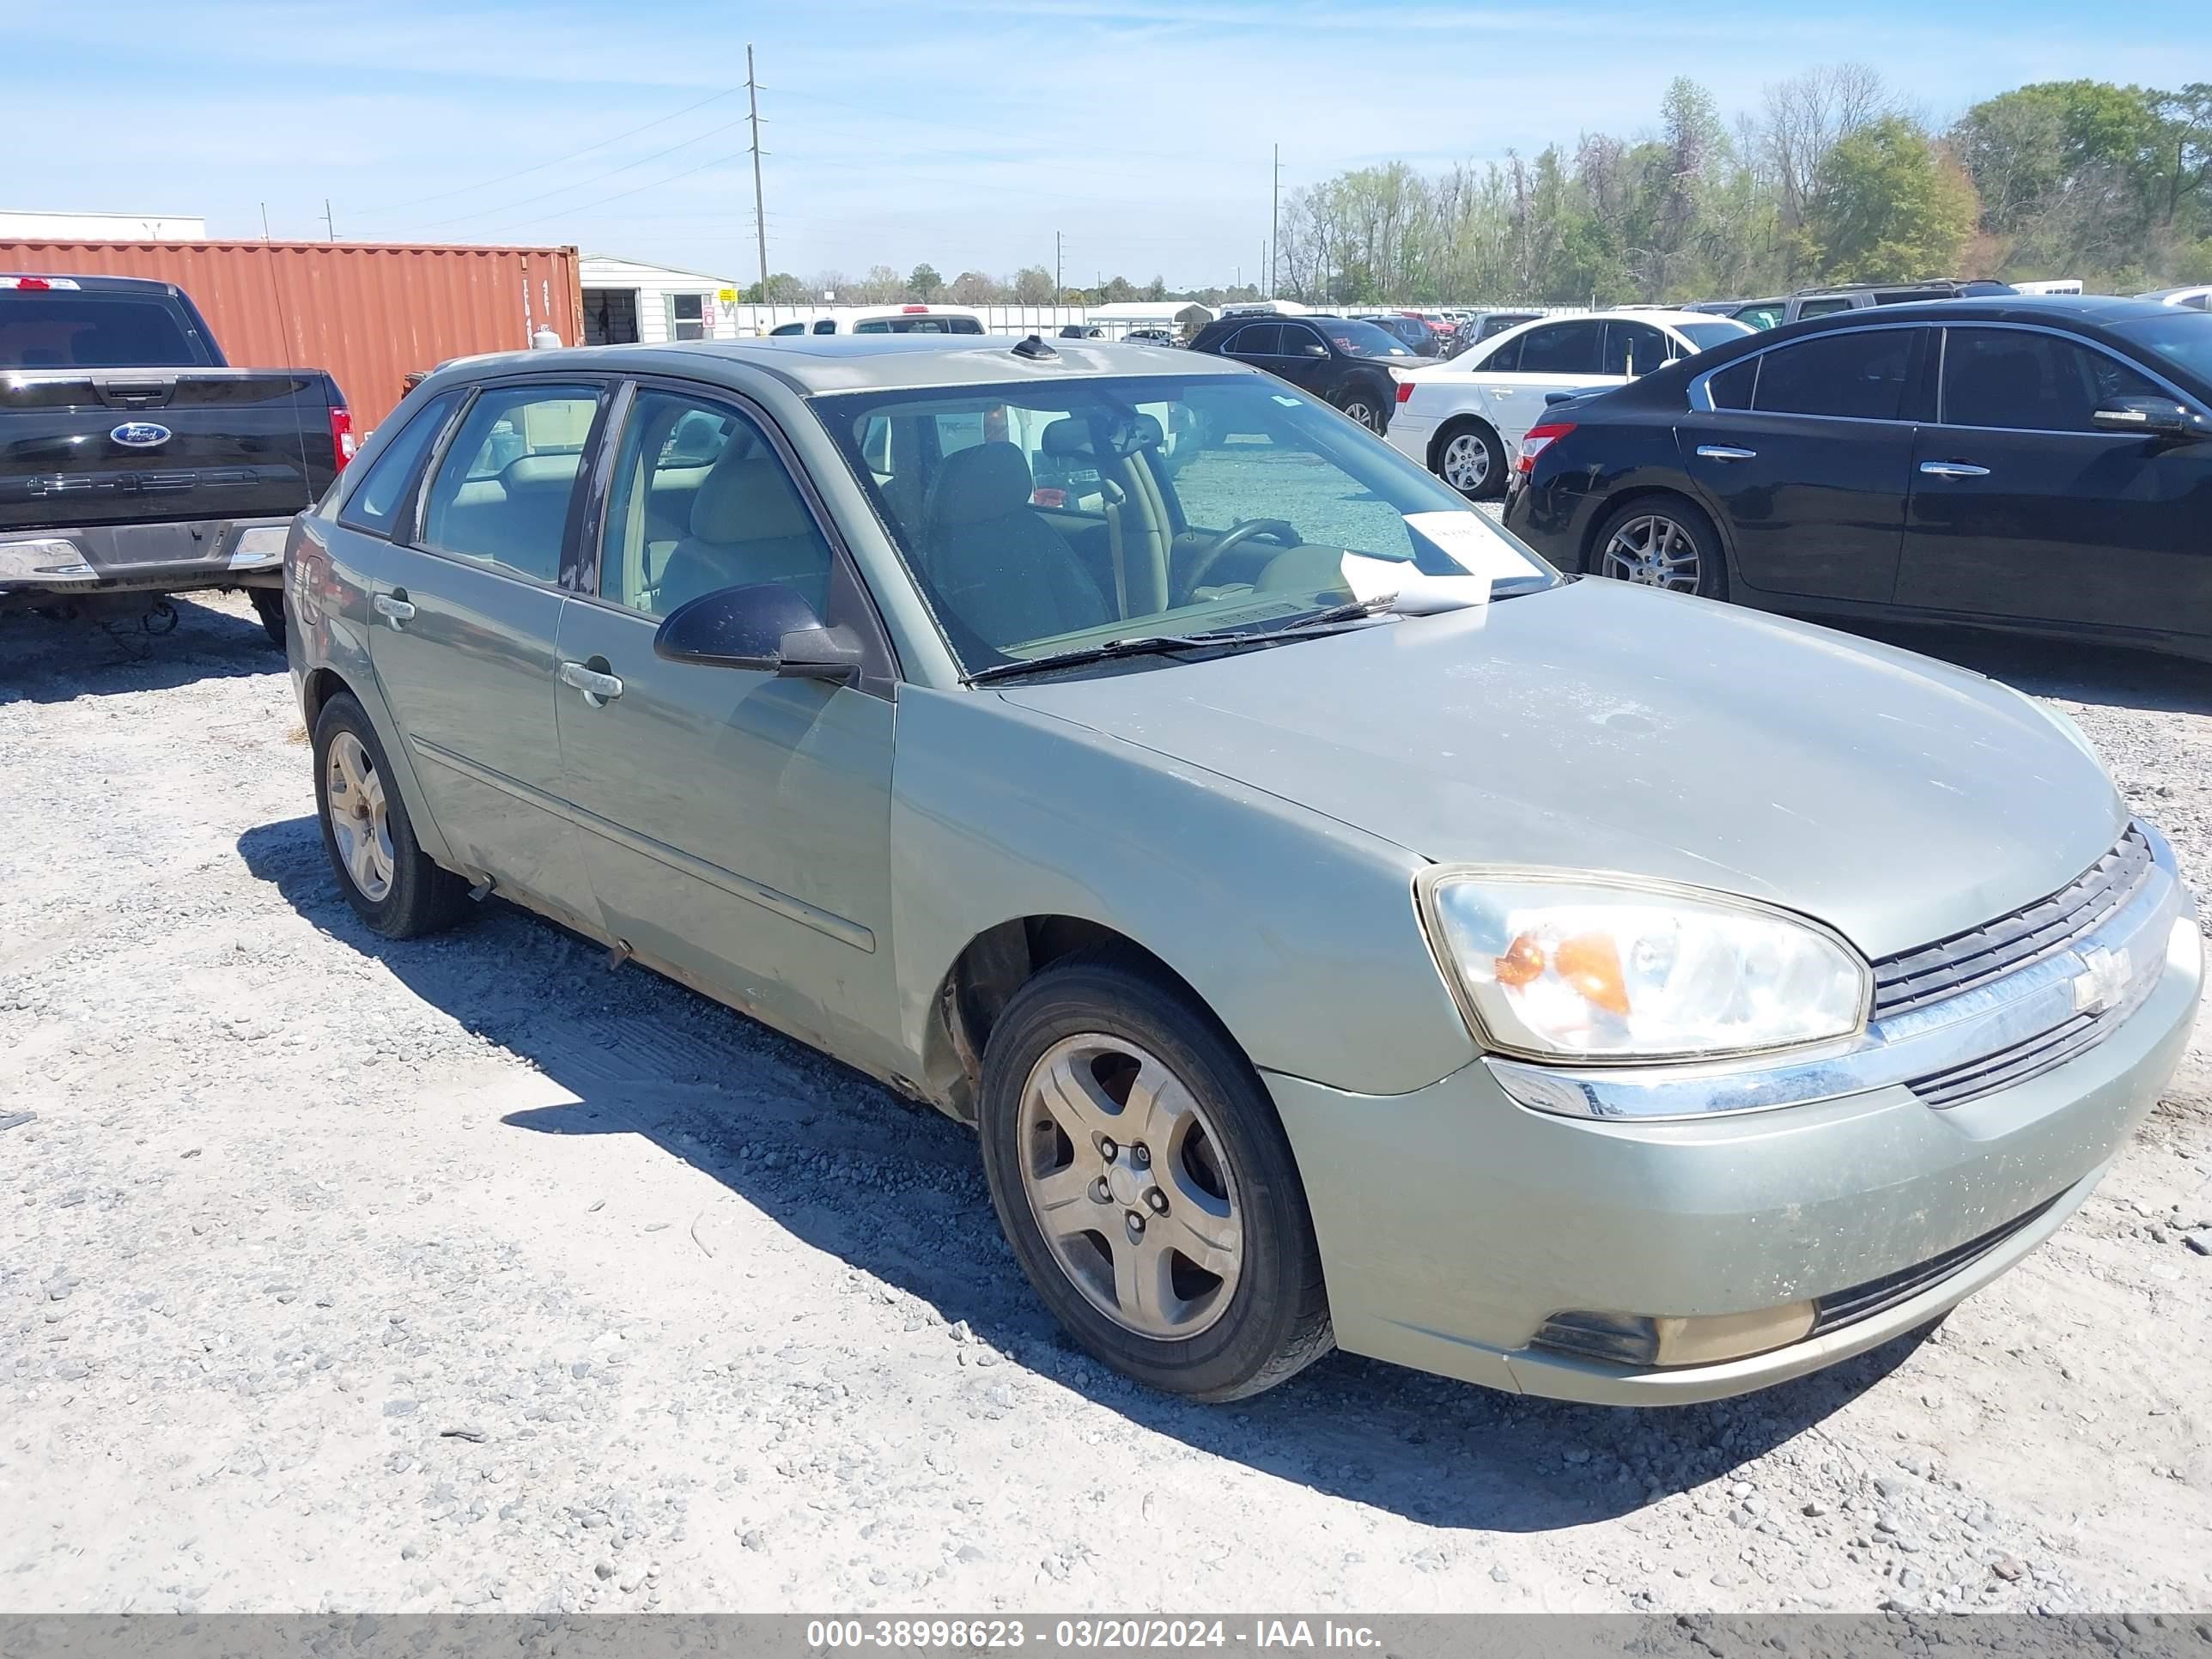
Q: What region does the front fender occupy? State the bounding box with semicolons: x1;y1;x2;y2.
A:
888;687;1480;1097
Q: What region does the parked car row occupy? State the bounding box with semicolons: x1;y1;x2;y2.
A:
1183;310;1423;432
277;323;2197;1414
1504;294;2212;663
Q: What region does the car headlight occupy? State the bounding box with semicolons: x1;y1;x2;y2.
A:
1420;869;1870;1063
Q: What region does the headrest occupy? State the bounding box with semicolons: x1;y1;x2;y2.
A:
927;441;1036;527
689;453;815;544
1038;417;1094;458
501;452;583;491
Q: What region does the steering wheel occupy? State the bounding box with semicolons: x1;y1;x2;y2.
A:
1180;519;1301;600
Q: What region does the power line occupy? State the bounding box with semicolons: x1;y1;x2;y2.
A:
420;114;754;230
471;148;754;235
355;86;740;216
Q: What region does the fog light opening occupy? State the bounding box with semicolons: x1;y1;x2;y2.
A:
1534;1300;1817;1369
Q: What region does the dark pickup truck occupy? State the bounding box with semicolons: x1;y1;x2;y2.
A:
1;272;350;646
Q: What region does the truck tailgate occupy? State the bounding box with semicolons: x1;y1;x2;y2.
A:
0;370;336;534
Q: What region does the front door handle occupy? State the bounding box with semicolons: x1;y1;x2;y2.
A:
372;592;415;628
1696;445;1758;461
1919;460;1991;478
559;659;623;708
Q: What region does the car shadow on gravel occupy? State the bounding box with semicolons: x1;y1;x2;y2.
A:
240;812;1928;1537
1828;620;2212;717
0;594;282;705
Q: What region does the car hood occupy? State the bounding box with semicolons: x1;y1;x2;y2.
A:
996;580;2124;961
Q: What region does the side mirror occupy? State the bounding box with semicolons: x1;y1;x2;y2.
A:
653;582;862;682
2092;396;2209;441
1302;341;1329;357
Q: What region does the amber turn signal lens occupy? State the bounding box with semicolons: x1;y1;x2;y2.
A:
1553;933;1631;1015
1494;932;1547;988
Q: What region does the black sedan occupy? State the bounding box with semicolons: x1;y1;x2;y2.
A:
1503;296;2212;662
1186;313;1419;432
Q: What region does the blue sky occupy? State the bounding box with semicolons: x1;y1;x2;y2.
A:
11;0;2196;289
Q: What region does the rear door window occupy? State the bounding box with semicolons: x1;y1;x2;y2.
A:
1752;328;1917;421
338;390;461;538
419;384;604;584
1513;321;1603;374
1227;324;1282;357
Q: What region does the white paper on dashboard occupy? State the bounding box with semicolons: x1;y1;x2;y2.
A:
1402;510;1544;583
1338;551;1492;616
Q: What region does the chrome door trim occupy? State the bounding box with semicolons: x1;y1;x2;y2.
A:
1695;445;1758;461
1918;461;1992;478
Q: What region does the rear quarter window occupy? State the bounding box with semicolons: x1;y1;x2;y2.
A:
337;390;463;537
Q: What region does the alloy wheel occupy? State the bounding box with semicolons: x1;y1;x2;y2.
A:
1441;431;1491;492
1600;514;1702;592
1341;399;1382;433
325;731;396;902
1017;1034;1243;1340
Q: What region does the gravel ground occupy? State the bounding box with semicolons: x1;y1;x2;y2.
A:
3;589;2209;1618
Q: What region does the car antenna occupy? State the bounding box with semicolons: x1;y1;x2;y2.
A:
1012;334;1059;361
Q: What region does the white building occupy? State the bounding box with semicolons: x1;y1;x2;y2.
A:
580;254;745;346
0;209;207;242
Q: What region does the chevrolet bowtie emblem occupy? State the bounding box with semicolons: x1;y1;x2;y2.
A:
2072;945;2133;1016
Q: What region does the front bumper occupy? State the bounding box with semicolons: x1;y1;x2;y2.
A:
0;518;292;605
1265;903;2202;1406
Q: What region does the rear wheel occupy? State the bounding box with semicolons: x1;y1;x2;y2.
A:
1434;419;1505;500
1335;386;1387;434
249;587;287;650
976;947;1334;1401
1589;495;1728;599
313;692;471;938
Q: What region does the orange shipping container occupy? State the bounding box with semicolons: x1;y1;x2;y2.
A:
0;239;581;430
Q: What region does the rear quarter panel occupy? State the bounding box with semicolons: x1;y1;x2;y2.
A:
1514;416;1694;572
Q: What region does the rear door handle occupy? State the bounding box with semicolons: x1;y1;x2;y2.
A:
372;592;415;627
559;659;623;708
1696;445;1758;461
1919;460;1990;478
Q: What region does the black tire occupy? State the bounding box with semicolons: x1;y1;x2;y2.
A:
1334;383;1388;434
1587;494;1729;599
1432;418;1506;501
249;586;287;650
976;945;1334;1401
311;692;471;939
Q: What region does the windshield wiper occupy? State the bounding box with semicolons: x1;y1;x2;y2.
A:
964;610;1397;684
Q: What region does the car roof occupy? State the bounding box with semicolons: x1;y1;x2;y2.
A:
1471;308;1735;351
1788;294;2181;329
431;334;1249;398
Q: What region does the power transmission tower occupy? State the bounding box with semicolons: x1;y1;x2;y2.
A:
747;46;769;313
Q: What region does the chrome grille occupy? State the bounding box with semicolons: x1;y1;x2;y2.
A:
1871;826;2154;1020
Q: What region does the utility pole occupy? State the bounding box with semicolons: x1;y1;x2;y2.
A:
322;199;337;242
1054;231;1063;306
1271;144;1281;299
259;203;270;240
746;45;769;316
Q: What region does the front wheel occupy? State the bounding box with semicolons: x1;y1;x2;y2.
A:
1589;495;1729;599
976;947;1333;1401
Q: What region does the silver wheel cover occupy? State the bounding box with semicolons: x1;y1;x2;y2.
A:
1442;430;1491;491
1017;1034;1243;1340
1601;514;1702;592
325;731;397;902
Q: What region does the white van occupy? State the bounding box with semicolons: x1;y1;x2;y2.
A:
767;305;987;337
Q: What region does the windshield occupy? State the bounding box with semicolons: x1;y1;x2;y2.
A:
1675;319;1754;351
1322;319;1419;359
818;374;1557;675
2112;312;2212;389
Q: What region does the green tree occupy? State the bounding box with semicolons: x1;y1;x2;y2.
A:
908;263;944;301
1011;265;1055;304
1808;116;1978;281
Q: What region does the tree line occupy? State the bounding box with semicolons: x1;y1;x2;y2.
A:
1274;67;2211;305
737;67;2209;310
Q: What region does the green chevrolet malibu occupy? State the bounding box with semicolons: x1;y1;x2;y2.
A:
283;335;2201;1405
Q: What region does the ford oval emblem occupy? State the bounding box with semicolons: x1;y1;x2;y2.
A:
110;422;172;448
